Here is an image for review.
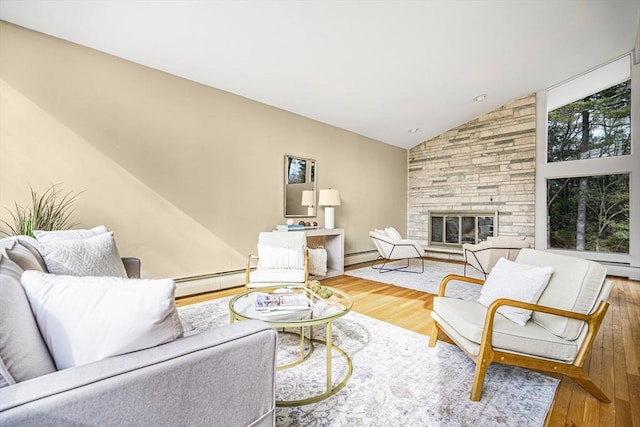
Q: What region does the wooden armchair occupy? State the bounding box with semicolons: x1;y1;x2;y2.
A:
430;248;612;402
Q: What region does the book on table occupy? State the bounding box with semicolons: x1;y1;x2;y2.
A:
254;294;311;311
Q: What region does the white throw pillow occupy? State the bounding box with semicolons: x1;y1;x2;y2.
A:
308;246;328;276
257;243;305;270
34;226;109;242
384;227;403;241
20;271;183;370
477;257;554;326
37;232;127;277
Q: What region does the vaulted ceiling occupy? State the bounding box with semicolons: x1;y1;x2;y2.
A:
1;0;638;149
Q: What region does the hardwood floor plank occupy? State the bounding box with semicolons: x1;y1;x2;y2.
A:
175;271;640;427
612;285;631;403
630;374;640;427
614;397;632;427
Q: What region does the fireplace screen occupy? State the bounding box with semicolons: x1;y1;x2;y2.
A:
430;212;496;246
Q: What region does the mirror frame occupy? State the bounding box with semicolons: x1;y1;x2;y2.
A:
284;155;317;218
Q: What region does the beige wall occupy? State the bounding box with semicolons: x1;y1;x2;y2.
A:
0;22;407;279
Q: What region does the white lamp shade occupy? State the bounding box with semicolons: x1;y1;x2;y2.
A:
318;189;341;206
301;190;315;207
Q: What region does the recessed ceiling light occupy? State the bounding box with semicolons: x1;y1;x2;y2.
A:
409;128;419;133
474;94;487;102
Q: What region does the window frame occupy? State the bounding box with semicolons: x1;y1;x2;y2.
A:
535;54;639;273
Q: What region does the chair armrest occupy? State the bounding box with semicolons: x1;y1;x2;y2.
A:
437;274;485;296
121;257;141;278
0;320;277;427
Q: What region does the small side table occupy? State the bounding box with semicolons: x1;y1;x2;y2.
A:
229;285;353;406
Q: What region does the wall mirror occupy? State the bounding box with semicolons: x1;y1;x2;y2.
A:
284;155;316;217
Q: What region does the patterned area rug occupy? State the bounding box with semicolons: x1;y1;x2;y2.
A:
345;259;486;300
178;297;558;427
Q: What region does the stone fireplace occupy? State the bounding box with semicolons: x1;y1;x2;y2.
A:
407;94;537;245
429;211;496;247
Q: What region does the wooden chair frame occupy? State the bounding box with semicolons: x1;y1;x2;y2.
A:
429;274;611;402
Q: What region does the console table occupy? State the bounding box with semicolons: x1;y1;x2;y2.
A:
304;228;344;279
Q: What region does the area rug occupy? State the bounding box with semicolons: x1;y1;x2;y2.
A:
178;297;558;427
345;259;486;300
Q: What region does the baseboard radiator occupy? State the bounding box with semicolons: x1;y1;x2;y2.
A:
174;250;381;297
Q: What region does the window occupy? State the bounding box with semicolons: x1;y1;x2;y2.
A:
536;54;638;270
545;77;631;254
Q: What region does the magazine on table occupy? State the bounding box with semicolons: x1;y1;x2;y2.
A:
254;294;311;311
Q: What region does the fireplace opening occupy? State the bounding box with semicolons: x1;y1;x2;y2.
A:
429;211;496;247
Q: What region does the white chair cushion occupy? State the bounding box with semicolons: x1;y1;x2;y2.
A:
249;269;306;285
34;225;109;242
37;232;128;277
384;227;403;240
515;248;607;340
257;243;305;270
373;228;386;236
477;257;554;326
432;297;579;362
20;271;183;370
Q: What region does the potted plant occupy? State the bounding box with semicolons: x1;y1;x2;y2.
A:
1;184;82;237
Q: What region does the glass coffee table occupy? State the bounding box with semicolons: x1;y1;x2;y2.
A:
229;285;353;406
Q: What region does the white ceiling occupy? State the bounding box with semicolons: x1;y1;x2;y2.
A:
1;0;639;149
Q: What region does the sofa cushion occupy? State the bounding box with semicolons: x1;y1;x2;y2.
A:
33;225;109;242
515;248;607;340
4;239;45;272
20;271;184;370
0;252;56;387
477;257;554;326
37;232;128;277
432;297;579;362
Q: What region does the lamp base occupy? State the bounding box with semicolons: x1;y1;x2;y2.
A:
324;207;335;229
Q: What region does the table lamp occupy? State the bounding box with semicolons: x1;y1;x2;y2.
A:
318;189;341;229
301;190;315;216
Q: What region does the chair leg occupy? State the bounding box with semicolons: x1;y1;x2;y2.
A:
471;342;495;401
429;323;440;348
569;371;611;403
471;359;490;401
372;257;423;273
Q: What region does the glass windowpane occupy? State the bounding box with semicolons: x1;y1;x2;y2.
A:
547;174;629;254
547;80;631;163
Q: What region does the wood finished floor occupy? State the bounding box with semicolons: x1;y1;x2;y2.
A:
176;267;640;427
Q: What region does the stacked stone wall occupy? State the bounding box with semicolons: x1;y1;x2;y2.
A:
408;94;537;243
